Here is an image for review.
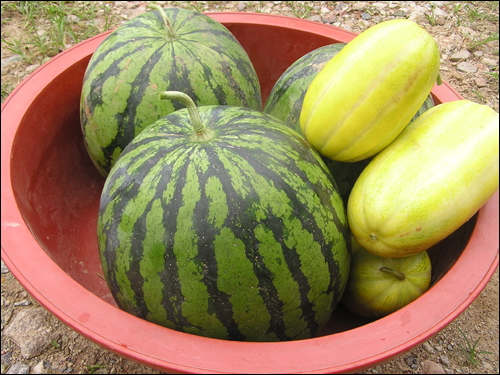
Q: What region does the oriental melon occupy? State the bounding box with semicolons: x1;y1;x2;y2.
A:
341;236;431;318
300;19;440;162
348;100;499;258
263;42;435;206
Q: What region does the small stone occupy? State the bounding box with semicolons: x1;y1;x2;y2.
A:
26;64;40;73
475;77;487;87
481;57;498;67
483;362;494;371
308;15;321;23
433;6;450;19
1;55;22;69
352;2;369;11
447;344;454;351
457;62;478;74
440;355;450;366
1;350;13;365
13;300;31;307
320;7;330;14
413;5;429;14
474;50;484;57
435;344;444;352
450;50;471;62
1;307;14;325
6;362;30;374
435;15;446;25
237;2;246;11
3;308;57;359
32;361;46;374
357;19;370;28
372;2;388;10
423;342;435;353
1;260;9;273
423;360;446;374
361;12;371;20
321;16;337;24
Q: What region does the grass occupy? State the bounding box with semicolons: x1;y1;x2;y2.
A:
467;32;499;52
1;1;118;66
457;327;492;366
86;364;107;374
425;3;437;26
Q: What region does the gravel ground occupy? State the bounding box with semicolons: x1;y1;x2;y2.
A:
1;1;499;374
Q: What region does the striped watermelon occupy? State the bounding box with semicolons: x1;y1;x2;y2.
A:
81;6;262;176
263;43;435;206
264;43;346;134
98;92;350;342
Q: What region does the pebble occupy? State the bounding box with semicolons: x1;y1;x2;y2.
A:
457;61;478;73
352;2;369;11
423;342;435;353
13;300;31;307
482;362;494;371
440;355;450;366
475;77;488;87
361;12;371;20
32;361;47;374
423;360;446;374
3;308;57;359
1;260;10;273
5;362;30;374
450;50;471;61
481;57;499;67
26;64;40;73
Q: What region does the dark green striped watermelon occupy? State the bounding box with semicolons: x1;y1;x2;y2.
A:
264;43;346;134
98;92;350;342
81;6;262;176
264;43;436;206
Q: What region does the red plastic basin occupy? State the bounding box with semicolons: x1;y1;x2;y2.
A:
2;12;498;374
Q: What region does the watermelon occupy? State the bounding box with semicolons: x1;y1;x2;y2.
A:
263;43;346;134
81;5;262;176
300;19;440;162
263;43;435;206
98;91;350;342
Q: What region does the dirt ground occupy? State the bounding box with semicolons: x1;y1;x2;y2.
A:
1;1;499;374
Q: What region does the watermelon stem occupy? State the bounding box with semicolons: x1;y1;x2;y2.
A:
148;4;177;41
159;91;214;142
379;266;406;281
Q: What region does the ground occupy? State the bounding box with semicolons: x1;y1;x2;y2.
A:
1;1;499;374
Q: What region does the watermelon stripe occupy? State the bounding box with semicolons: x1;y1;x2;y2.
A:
81;7;262;176
98;106;349;341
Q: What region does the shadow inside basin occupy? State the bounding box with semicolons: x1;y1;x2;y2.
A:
8;18;481;337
